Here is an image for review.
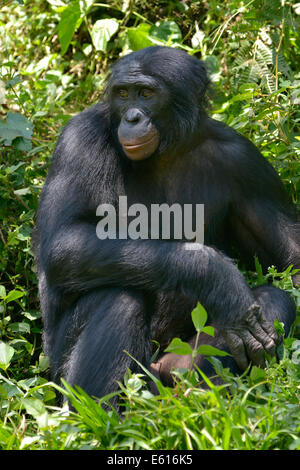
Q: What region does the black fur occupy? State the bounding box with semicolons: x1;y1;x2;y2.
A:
33;46;299;401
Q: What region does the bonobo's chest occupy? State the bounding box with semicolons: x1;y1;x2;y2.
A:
122;149;231;244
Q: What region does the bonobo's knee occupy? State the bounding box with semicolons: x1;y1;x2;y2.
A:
252;285;296;335
81;287;145;323
109;288;145;315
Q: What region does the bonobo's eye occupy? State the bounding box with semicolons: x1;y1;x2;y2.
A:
140;88;154;99
118;89;128;99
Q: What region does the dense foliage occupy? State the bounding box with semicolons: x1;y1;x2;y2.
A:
0;0;299;450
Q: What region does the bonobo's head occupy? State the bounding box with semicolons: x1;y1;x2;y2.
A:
106;46;210;161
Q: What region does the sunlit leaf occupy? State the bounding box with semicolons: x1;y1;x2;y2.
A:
250;366;267;383
0;342;15;370
5;290;24;303
0;112;33;147
164;337;193;355
58;1;82;55
127;24;153;51
197;345;230;357
149;21;182;45
0;285;6;299
191;302;208;332
90;19;119;52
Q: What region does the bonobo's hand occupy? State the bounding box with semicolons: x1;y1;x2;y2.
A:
220;303;279;371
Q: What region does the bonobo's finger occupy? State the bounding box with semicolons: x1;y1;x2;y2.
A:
259;317;280;345
241;330;265;368
248;322;277;357
223;330;248;371
246;304;279;345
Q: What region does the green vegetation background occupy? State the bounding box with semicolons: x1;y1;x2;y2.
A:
0;0;299;450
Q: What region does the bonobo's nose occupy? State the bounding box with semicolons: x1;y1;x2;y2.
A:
124;108;143;124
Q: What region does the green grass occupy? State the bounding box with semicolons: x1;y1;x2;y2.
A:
0;347;300;450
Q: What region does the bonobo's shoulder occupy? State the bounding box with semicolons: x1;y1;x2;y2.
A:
52;102;110;165
62;102;109;139
205;118;255;149
202;117;263;164
201;118;290;200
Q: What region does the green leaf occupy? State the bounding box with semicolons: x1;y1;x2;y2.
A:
39;354;50;372
47;0;66;8
23;311;41;321
79;0;95;15
6;112;33;139
202;326;215;337
126;375;143;392
58;1;82;55
20;437;41;450
14;187;31;196
254;255;264;284
191;302;208;332
5;290;24;303
0;342;15;370
150;21;182;45
22;398;46;417
274;319;285;337
90;19;119;52
8;322;30;334
164;337;193;355
14;137;32;151
0;285;6;299
250;366;267;383
127;24;153;51
6;75;22;87
0;112;33;146
197;345;230;357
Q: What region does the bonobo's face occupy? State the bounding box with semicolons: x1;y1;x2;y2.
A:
110;63;166;161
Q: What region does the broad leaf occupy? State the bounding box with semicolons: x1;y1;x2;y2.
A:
149;21;182;45
0;112;33;147
127;24;153;51
250;366;267;383
197;345;230;357
202;325;215;337
164;337;193;356
22;398;46;417
0;342;15;370
5;290;24;303
58;1;82;55
0;285;6;299
191;302;208;332
90;19;119;52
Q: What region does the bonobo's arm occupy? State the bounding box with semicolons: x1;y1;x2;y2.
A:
43;220;278;370
227;134;300;287
233;199;300;287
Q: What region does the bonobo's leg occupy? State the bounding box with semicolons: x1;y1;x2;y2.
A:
252;285;296;335
151;285;296;386
59;288;152;400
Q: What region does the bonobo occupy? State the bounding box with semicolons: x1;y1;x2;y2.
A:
33;46;299;400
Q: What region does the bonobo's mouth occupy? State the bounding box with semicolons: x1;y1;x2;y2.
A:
122;134;158;151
